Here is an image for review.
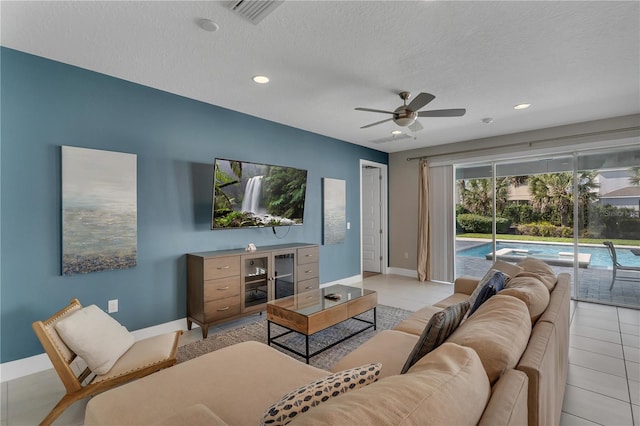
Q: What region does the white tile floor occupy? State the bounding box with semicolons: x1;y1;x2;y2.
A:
1;274;638;425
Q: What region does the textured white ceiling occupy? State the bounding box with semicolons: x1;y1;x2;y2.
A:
1;1;638;153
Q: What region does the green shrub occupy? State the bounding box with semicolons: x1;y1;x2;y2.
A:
457;214;510;234
517;222;573;237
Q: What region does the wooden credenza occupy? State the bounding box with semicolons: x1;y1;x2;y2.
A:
186;243;319;338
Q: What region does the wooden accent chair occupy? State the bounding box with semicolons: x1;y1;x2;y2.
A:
32;298;183;426
603;241;640;290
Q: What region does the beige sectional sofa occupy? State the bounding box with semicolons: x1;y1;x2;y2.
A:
84;260;570;426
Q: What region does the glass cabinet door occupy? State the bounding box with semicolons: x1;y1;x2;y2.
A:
243;255;269;309
273;251;295;299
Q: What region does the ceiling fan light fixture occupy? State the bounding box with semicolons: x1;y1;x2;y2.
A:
513;103;531;110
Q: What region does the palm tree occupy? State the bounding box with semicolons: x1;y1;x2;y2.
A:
629;166;640;186
458;178;509;216
528;172;598;227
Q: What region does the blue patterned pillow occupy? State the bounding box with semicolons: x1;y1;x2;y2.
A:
261;363;381;425
468;271;506;316
401;300;470;374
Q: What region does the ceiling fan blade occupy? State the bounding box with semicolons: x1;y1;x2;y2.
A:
355;107;395;115
407;92;435;111
408;120;424;132
418;108;466;117
360;118;393;129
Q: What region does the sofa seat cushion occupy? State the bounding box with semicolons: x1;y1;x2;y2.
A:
84;341;329;426
501;275;550;323
394;305;443;335
290;342;491;426
433;292;469;308
447;295;531;385
157;404;228;426
331;330;418;380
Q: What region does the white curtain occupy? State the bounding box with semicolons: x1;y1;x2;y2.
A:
417;159;430;281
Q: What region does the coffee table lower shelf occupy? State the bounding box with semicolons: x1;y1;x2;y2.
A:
267;307;377;364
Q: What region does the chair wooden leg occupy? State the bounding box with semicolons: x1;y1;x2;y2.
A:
39;393;83;426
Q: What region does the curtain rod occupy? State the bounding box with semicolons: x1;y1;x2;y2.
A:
406;126;640;161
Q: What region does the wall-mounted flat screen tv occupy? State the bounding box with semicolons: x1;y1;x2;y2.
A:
212;158;308;229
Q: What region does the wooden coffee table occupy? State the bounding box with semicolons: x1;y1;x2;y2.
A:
266;284;377;363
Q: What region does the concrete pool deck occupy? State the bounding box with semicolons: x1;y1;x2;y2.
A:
455;244;640;309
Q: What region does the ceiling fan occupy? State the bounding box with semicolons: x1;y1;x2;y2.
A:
355;91;466;132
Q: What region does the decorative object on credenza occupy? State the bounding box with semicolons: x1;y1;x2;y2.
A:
61;146;137;275
322;177;346;245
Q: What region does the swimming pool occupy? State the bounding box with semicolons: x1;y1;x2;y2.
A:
457;241;640;269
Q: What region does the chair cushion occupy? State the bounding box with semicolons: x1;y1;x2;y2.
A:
447;295;531;384
401;301;470;373
260;363;381;426
55;304;134;375
501;275;550;323
93;331;180;383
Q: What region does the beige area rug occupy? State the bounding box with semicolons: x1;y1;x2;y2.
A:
177;305;414;371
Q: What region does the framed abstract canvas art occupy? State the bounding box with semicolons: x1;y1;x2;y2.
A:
62;146;137;275
322;177;346;245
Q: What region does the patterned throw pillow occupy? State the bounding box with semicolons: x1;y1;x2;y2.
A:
260;363;382;425
467;271;506;316
400;300;470;374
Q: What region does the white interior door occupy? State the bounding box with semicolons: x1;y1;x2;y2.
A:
362;166;381;273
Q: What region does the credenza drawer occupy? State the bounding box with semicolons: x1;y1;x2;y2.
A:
203;256;240;280
204;296;241;321
296;278;319;294
204;277;241;302
298;262;319;282
298;247;319;265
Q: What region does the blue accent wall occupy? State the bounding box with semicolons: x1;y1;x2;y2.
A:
0;47;388;362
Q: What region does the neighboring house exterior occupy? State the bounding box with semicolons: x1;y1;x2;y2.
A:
597;170;640;211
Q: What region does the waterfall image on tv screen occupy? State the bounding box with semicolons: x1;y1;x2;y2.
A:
212;158;308;229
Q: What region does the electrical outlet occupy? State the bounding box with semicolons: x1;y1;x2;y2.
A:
108;299;118;313
347;222;351;230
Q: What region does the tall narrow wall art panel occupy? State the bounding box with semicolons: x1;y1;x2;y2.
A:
322;177;346;245
62;146;137;275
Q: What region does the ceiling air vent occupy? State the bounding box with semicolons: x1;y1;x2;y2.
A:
227;0;284;25
370;134;412;144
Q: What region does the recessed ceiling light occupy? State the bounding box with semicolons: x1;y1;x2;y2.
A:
252;75;270;84
391;130;402;135
197;19;219;32
513;103;531;110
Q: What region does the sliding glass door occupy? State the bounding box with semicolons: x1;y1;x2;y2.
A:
454;147;640;309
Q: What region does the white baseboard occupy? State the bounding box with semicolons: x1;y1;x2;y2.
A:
320;274;363;287
1;318;192;383
1;274;374;382
387;267;417;278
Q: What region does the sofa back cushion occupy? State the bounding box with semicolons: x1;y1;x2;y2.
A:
447;295;531;385
290;343;491;426
516;258;557;291
501;275;550;323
